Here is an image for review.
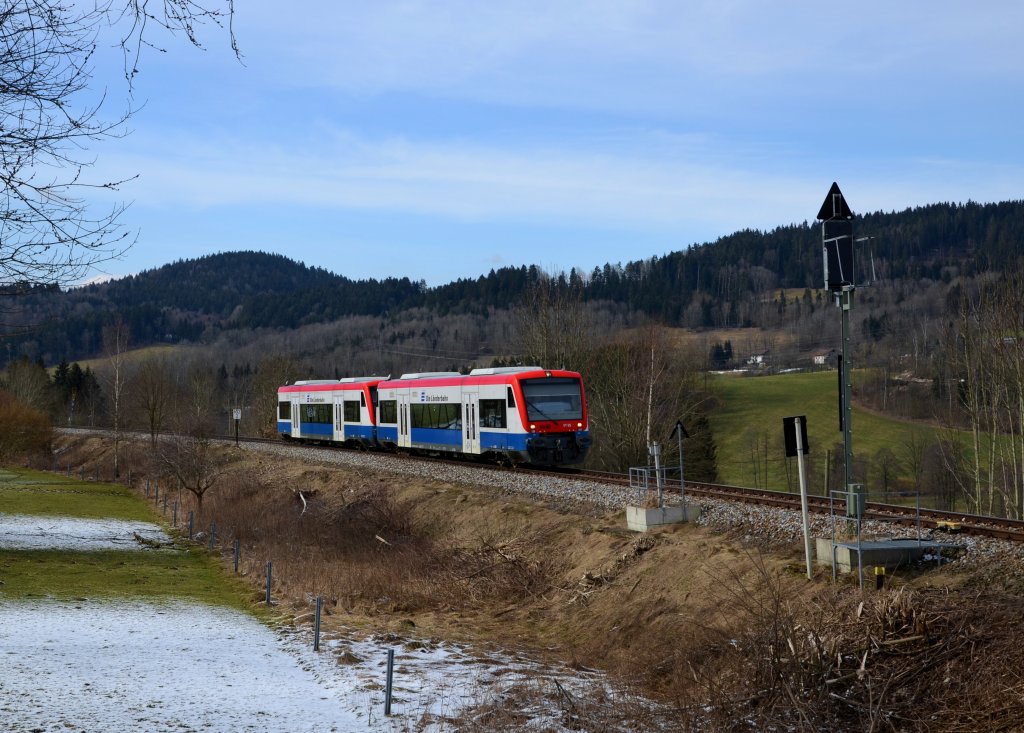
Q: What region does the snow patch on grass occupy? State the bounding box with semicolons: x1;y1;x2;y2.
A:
0;513;170;550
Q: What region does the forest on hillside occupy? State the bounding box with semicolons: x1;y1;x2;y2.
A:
1;199;1022;368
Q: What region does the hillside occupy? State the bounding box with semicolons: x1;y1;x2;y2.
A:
709;371;938;497
2;199;1021;367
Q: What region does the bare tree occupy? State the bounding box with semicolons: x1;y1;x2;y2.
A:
514;270;589;370
158;432;224;510
250;355;300;437
102;318;130;477
871;447;901;503
131;353;174;445
0;0;237;291
941;270;1024;517
2;356;51;411
583;326;704;472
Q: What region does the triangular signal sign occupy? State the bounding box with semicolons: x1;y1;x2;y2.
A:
816;182;854;221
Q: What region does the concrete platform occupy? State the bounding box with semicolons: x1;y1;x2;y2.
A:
816;537;959;573
626;503;698;532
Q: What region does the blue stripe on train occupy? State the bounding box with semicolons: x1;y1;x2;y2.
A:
344;425;375;442
298;422;332;438
409;427;462;448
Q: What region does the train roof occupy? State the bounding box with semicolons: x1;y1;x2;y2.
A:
377;368;582;390
278;377;387;393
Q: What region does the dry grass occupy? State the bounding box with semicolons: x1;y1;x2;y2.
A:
43;433;1024;732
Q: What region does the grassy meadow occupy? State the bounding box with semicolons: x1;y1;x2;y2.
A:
0;467;257;610
0;468;155;520
708;370;937;495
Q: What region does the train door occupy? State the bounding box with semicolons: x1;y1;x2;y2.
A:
397;390;412;448
463;388;480;455
291;399;302;439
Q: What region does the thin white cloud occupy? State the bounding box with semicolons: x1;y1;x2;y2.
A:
234;0;1024;112
99;129;812;230
98;126;1022;245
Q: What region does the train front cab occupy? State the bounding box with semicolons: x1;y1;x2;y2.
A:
503;369;591;466
452;368;591;466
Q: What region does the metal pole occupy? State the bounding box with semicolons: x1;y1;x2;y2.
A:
795;417;813;580
266;561;273;604
676;430;685;502
172;500;178;526
188;511;194;540
314;597;322;651
384;649;395;715
162;495;168;516
650;442;664;508
208;522;217;551
233;538;240;573
840;287;859;517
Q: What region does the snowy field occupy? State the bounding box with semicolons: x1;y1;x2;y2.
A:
0;599;626;732
0;512;640;732
0;514;170;551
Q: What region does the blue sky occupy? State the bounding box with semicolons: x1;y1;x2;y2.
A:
83;1;1024;287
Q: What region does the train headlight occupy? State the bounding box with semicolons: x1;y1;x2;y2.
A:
529;424;536;431
577;422;583;428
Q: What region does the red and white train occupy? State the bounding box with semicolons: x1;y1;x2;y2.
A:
277;367;591;466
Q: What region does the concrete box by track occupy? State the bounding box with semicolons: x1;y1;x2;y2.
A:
815;537;953;573
626;503;698;532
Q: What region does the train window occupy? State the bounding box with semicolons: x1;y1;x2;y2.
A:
303;403;332;424
360;392;366;407
378;400;397;424
521;377;583;422
278;401;291;420
506;387;516;409
343;400;361;423
410;403;462;430
479;399;506;429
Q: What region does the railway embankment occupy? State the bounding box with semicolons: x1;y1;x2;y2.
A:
22;431;1024;731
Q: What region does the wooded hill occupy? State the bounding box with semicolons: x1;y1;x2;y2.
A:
2;199;1022;367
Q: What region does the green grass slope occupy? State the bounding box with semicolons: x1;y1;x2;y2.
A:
708;371;935;495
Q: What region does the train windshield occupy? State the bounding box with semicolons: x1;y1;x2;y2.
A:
521;377;583;422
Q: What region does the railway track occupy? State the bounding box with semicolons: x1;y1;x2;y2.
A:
500;464;1024;543
59;427;1024;544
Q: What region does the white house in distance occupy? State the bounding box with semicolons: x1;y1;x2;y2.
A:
746;351;768;367
812;349;838;368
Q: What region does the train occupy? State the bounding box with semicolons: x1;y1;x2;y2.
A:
277;366;591;466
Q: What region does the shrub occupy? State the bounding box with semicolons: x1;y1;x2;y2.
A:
0;389;53;461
